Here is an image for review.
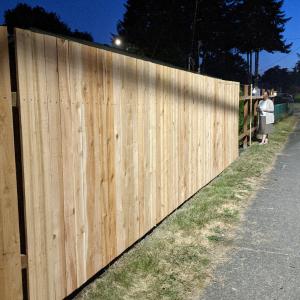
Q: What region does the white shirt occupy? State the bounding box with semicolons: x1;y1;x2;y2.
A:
259;101;267;116
259;99;274;124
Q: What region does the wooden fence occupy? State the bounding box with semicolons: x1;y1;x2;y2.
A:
1;27;240;299
239;85;275;148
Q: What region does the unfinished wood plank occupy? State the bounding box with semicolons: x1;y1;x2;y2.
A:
191;74;197;194
31;31;52;300
155;64;163;222
0;26;23;300
16;28;39;300
143;61;152;232
57;37;78;293
173;69;179;208
148;62;157;228
183;71;190;200
112;52;125;255
162;66;169;217
80;44;99;279
119;55;136;247
178;71;185;204
104;50;117;261
95;49;110;266
44;33;67;299
68;40;87;287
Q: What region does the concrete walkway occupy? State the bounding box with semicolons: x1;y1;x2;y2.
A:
200;112;300;300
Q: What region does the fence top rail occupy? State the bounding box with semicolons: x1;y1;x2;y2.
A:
240;95;276;101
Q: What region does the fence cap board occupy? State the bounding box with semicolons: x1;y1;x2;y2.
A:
240;95;275;101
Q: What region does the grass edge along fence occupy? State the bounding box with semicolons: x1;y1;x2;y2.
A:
1;27;239;300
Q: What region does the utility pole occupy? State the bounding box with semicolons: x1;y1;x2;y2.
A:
197;40;202;73
249;51;253;85
254;50;259;87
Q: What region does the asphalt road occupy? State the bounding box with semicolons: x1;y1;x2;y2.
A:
200;112;300;300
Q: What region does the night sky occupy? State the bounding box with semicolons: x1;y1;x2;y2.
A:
0;0;299;73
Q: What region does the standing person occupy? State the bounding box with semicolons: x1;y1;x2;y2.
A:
257;91;274;145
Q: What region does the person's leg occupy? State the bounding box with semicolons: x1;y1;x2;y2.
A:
265;134;269;144
260;134;267;144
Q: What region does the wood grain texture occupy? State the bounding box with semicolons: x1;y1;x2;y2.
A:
0;26;23;300
15;28;240;299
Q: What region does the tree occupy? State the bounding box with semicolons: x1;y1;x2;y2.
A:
117;0;248;80
261;65;290;91
293;54;300;73
117;0;290;83
261;57;300;95
201;50;248;82
233;0;291;86
117;0;195;68
3;3;93;41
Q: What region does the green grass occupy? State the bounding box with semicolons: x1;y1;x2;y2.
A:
76;116;297;300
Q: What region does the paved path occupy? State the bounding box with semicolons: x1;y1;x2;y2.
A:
201;112;300;300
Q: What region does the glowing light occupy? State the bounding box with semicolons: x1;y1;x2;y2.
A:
114;38;122;46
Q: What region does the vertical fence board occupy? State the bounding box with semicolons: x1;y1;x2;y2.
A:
0;26;23;300
105;50;118;262
16;28;39;300
112;52;125;255
57;37;78;293
45;34;67;298
31;31;51;300
149;62;157;228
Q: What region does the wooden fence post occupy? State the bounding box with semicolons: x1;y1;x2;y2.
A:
0;26;23;300
249;84;253;145
253;99;259;130
243;85;249;148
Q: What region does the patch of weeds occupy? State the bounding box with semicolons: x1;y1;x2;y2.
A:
206;226;226;243
220;208;239;222
213;226;224;235
207;235;224;242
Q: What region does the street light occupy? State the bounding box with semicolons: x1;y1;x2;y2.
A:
114;37;122;47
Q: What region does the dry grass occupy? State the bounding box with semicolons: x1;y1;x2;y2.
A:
75;116;297;300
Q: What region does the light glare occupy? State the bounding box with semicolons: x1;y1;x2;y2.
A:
115;38;122;46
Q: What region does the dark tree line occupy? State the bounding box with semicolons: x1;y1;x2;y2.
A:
261;57;300;94
3;3;93;41
117;0;291;83
2;2;292;88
